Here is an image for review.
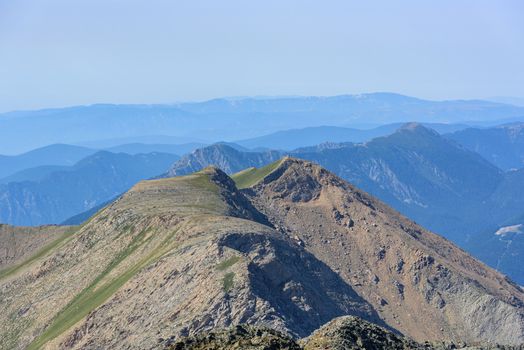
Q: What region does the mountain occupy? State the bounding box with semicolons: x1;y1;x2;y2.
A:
446;123;524;170
2;93;523;154
0;144;95;179
170;124;504;243
487;96;524;107
465;168;524;283
166;125;524;284
82;136;205;149
235;123;470;151
60;198;117;225
105;142;196;155
235;125;400;150
176;93;524;126
1;159;523;349
0;165;70;184
290;123;505;243
0;151;178;226
167;143;283;177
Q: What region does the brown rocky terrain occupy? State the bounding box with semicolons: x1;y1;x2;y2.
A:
0;224;71;269
0;158;523;349
242;158;524;344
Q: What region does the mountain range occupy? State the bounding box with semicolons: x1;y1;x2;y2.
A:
234;123;470;151
1;158;523;349
0;144;96;180
446;123;524;170
2;93;524;154
167;123;524;284
0;151;178;226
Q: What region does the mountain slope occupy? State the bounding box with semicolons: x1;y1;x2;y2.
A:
167;143;283;177
165;126;524;283
170;125;504;244
0;144;95;179
235;123;470;151
0;224;71;269
0;165;70;184
291;123;504;243
0;166;382;349
0;151;178;226
466;169;524;283
239;158;524;344
1;159;523;349
446;123;524;170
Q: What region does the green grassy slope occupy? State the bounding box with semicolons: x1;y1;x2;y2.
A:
231;158;285;189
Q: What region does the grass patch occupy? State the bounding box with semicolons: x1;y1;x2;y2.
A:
188;172;220;194
222;272;235;293
216;256;240;271
231;158;285;189
26;227;151;350
0;227;76;281
27;225;181;350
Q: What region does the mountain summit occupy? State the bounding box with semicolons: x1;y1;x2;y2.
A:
1;158;523;349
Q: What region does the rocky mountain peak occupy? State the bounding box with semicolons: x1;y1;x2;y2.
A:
398;122;439;136
239;160;524;345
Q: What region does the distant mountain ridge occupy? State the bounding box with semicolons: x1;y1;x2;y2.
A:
446;122;524;170
167;143;283;177
0;144;96;179
234;122;470;151
2;92;523;154
0;151;178;226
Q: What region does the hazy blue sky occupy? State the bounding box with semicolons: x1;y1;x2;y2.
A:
0;0;523;112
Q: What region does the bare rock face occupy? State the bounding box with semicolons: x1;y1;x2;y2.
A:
243;158;524;345
1;159;523;349
302;316;425;350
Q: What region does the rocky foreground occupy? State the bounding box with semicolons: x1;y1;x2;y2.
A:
168;316;520;350
0;158;523;349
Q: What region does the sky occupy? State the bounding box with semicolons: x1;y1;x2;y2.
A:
0;0;523;112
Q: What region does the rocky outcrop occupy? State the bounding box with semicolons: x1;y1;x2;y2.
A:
167;144;283;177
165;325;301;350
167;316;521;350
302;316;427;350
